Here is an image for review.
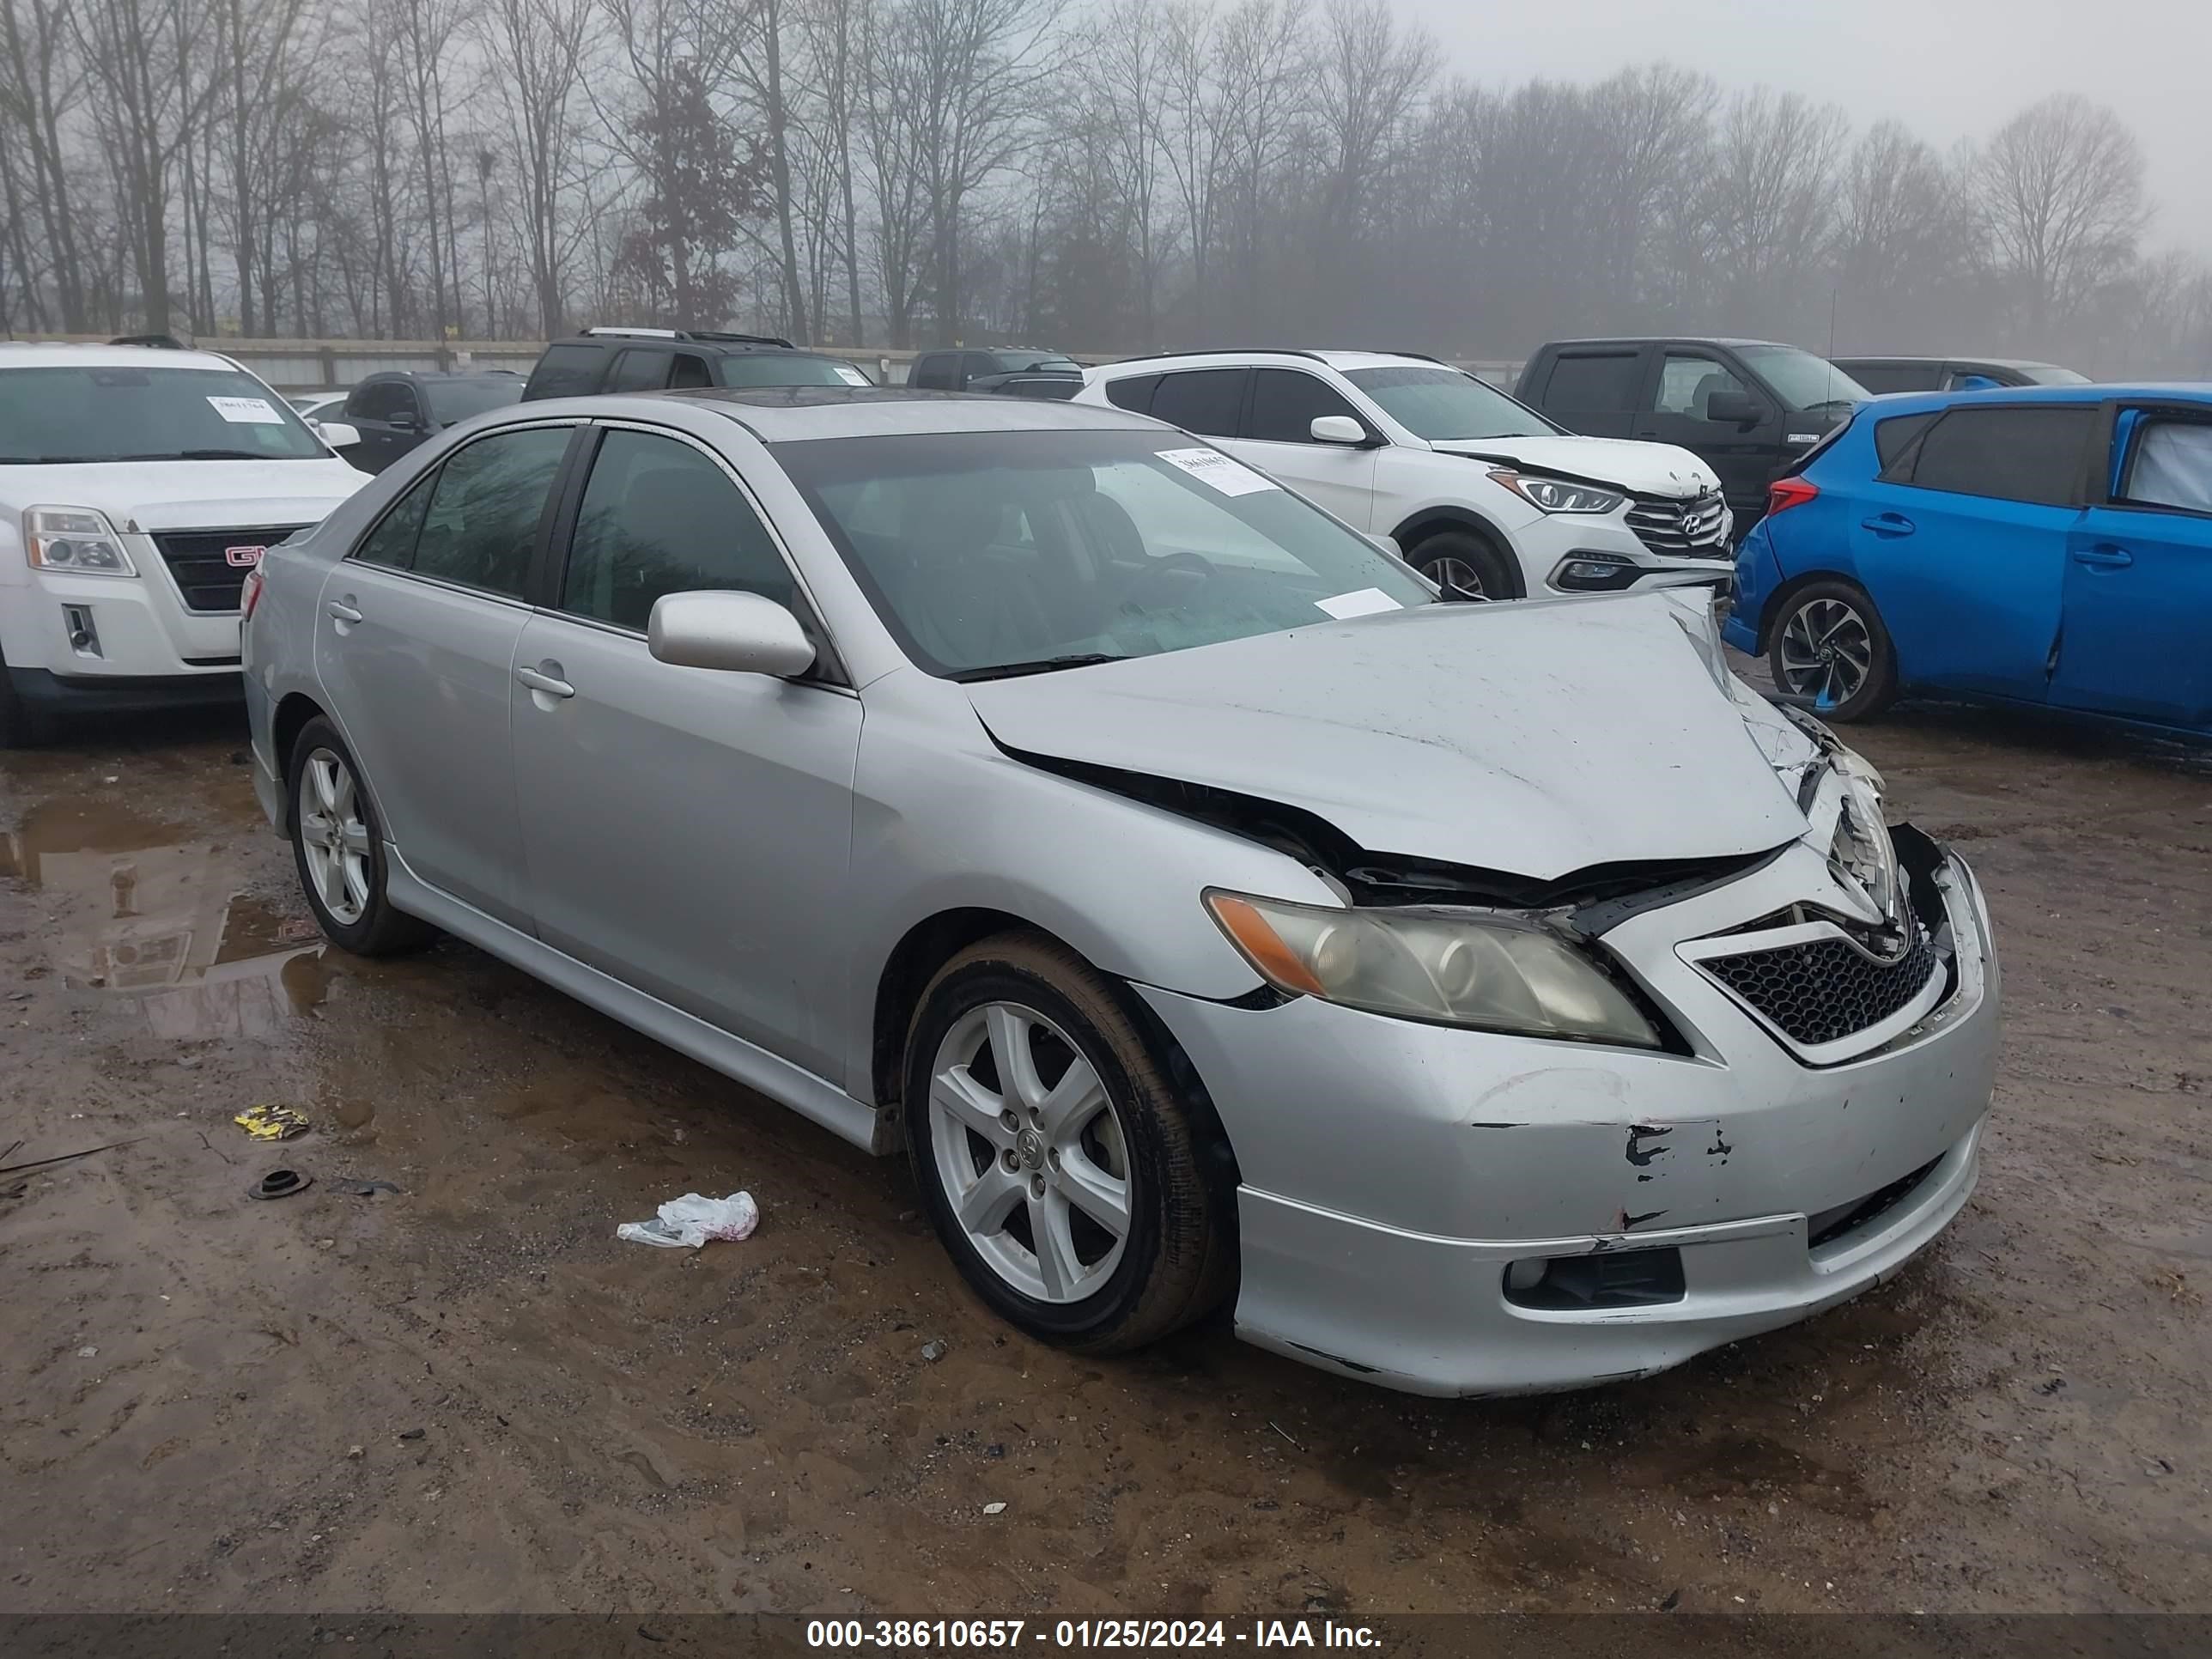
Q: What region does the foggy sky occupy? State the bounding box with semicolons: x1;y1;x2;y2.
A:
1391;0;2212;258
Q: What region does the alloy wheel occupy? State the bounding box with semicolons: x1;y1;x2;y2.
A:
298;746;373;926
927;1001;1133;1304
1422;555;1487;598
1778;596;1873;710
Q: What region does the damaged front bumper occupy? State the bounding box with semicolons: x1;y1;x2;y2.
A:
1136;833;1998;1396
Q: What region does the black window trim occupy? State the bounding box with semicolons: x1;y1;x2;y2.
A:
1881;400;2101;507
2094;398;2212;523
340;417;581;609
535;415;851;687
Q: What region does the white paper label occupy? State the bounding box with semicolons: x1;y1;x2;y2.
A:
1315;586;1402;620
834;362;872;386
1157;446;1278;496
208;396;283;425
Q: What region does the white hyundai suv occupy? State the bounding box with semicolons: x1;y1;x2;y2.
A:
0;343;368;745
1078;350;1732;600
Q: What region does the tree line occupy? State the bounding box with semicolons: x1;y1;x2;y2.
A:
3;0;2208;374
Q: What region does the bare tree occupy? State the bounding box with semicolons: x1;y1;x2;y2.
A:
475;0;598;335
1971;93;2147;335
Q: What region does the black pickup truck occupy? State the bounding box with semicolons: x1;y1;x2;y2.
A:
1516;337;1868;530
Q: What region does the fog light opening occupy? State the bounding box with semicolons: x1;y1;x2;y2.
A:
62;604;101;659
1552;556;1643;593
1503;1245;1686;1310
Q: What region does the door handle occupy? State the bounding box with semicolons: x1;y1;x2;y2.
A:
2072;544;2134;569
325;599;362;623
515;664;574;699
1860;513;1915;537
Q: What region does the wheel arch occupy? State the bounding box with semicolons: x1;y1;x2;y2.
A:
1386;507;1526;599
1754;568;1870;654
270;691;331;826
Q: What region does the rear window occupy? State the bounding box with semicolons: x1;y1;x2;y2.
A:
1537;351;1642;412
1890;406;2099;507
1873;411;1939;471
1103;374;1159;414
526;343;603;399
1150;369;1246;437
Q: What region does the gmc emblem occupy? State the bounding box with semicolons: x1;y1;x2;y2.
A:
224;544;266;568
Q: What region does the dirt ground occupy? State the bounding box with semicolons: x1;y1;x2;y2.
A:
2;682;2208;1618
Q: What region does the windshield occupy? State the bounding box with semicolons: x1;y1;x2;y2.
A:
1344;366;1559;441
2019;364;2091;386
0;364;331;462
423;377;526;422
779;429;1435;678
722;353;874;389
1734;345;1870;412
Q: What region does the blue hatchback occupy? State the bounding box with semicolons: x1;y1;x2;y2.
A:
1724;384;2212;736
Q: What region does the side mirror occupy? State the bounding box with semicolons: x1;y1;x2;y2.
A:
1310;414;1371;446
317;421;361;449
389;410;420;431
1705;390;1764;428
647;589;816;678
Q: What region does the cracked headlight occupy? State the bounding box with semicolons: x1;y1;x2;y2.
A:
1206;890;1662;1047
1488;470;1626;514
25;506;136;576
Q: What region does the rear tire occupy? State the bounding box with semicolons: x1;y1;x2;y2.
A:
902;933;1233;1353
1767;579;1899;722
287;716;436;956
1408;527;1520;600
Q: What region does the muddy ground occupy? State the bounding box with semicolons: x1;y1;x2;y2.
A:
2;684;2207;1617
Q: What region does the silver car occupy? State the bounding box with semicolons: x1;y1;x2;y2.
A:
242;387;2000;1395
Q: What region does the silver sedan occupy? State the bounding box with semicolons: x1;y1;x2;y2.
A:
242;387;1999;1395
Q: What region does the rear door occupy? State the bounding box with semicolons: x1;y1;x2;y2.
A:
1525;346;1643;438
507;422;860;1076
2054;403;2212;731
314;421;577;928
1848;403;2098;700
1232;367;1377;526
1147;368;1248;445
342;380;418;474
1636;347;1783;520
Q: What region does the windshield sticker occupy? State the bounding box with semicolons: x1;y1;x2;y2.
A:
833;362;872;386
1315;587;1402;620
207;396;283;425
1157;446;1279;497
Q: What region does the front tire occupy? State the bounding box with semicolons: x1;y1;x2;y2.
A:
1768;579;1899;721
1407;527;1519;600
287;716;435;956
903;934;1232;1352
0;649;58;749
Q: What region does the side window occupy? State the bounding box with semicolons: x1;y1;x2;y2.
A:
1652;353;1748;419
608;349;674;392
1540;351;1642;411
960;351;997;386
668;353;713;390
908;354;951;390
2119;418;2212;514
1874;412;1938;474
1246;368;1361;444
527;343;603;399
1103;374;1159;414
1849;364;1929;395
346;381;404;422
1895;407;2098;507
349;471;436;570
410;426;570;597
561;429;795;631
1149;368;1246;438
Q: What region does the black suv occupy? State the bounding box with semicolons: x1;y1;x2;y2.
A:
337;369;526;474
1516;337;1869;528
907;348;1085;398
1832;356;2090;394
521;328;875;401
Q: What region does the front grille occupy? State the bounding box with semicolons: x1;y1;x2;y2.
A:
1701;922;1938;1047
149;526;306;613
1626;491;1729;557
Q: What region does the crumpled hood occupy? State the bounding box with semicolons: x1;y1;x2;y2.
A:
967;594;1814;880
1430;433;1719;498
8;459;367;532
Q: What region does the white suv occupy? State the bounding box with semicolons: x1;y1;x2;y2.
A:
1077;351;1732;600
0;343;368;744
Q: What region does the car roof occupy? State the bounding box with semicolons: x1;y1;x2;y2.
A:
0;342;244;373
1090;349;1444;376
364;368;518;382
1540;337;1787;350
1837;355;2065;371
529;385;1163;441
1849;382;2212;416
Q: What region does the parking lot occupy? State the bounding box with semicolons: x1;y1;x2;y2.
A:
3;677;2207;1616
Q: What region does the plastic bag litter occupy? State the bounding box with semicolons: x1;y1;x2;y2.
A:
617;1191;759;1249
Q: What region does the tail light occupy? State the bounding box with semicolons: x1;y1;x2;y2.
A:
1766;477;1820;517
240;565;266;625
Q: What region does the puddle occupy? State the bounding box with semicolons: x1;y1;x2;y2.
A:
0;797;324;1038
